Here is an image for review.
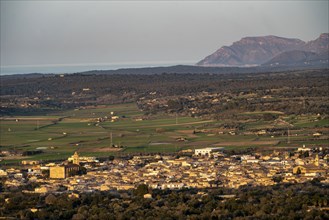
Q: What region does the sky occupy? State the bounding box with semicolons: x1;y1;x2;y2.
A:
1;0;328;70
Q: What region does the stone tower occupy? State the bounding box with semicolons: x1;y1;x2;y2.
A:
72;151;80;165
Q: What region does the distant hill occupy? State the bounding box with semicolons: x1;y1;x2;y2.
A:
2;64;328;80
76;64;328;76
197;33;329;67
262;50;323;67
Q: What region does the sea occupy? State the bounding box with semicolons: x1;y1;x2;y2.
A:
0;61;196;76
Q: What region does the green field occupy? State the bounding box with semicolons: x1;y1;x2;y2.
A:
1;103;328;164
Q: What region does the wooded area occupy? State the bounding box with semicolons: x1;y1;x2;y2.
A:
0;181;328;219
1;69;328;118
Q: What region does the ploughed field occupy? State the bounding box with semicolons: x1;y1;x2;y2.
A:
1;103;328;164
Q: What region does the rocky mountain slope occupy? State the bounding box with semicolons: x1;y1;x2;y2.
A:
197;33;328;67
263;50;321;66
302;33;329;53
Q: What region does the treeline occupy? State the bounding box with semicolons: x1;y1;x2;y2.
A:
0;182;328;219
2;69;328;98
0;69;328;116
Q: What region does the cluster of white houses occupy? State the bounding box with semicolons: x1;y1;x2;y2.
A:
0;146;328;193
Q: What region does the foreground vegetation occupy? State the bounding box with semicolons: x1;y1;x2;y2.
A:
0;182;328;219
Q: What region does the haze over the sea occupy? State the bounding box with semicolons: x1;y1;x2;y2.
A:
0;61;195;75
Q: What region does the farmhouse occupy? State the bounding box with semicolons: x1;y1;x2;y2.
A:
22;160;40;165
297;145;311;152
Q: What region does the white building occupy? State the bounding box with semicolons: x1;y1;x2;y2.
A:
297;145;311;152
195;147;224;156
67;154;98;163
241;155;256;161
0;169;8;176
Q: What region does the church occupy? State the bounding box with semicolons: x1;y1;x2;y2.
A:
293;154;326;176
49;152;81;179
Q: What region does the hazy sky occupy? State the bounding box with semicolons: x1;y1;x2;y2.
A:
1;0;328;67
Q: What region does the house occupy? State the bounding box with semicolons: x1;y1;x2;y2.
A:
161;182;185;189
22;160;40;165
0;169;8;176
246;159;260;163
100;185;110;191
34;186;49;193
143;193;152;199
297;145;311;152
195;147;224;156
313;132;322;137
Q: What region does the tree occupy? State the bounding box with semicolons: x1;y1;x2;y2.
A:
72;213;86;220
42;170;50;178
303;151;310;158
134;184;149;197
263;113;278;121
296;167;302;175
167;100;183;111
45;194;57;205
272;175;284;183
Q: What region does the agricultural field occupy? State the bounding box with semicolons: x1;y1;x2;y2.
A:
1;102;328;164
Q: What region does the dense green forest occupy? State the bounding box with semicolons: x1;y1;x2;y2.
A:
0;181;328;219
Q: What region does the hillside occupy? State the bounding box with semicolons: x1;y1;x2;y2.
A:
262;50;322;66
197;34;329;67
302;33;329;53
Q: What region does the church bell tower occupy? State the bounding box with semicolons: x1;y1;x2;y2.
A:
73;151;80;165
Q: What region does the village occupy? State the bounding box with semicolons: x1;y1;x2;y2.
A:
0;145;328;195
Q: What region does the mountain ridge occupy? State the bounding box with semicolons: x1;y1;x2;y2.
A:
197;33;328;67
